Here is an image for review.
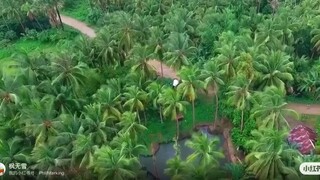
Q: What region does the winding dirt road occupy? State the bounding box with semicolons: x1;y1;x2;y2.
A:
60;15;320;116
61;15;96;38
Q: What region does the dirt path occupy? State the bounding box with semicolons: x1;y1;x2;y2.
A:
286;103;320;115
60;15;320;116
148;60;179;79
60;15;96;38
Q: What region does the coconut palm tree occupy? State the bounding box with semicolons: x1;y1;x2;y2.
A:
110;133;148;158
200;60;225;121
164;32;196;69
224;163;245;180
177;66;204;127
163;7;197;36
117;112;147;142
50;113;82;154
94;27;119;68
1;0;25;30
20;95;60;146
123;85;148;124
0;136;30;164
185;133;224;167
30;143;70;175
73;36;96;67
124;71;151;90
255;19;283;49
146;81;167;123
93;86;122;124
71;134;98;169
111;11;137;60
82;103;117;145
298;67;320;99
216;43;239;81
132;14;151;44
13;52;50;84
106;78;123;96
226;75;252;131
148;26;167;77
50;85;83;114
245;128;300;180
311;28;320;53
158;87;188;139
255;50;294;90
130;44;156;78
91;145;142;180
32;0;65;28
89;0;109;11
0;74;22;119
164;155;190;180
252;86;299;130
50;53;88;93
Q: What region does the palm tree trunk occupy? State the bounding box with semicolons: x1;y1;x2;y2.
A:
34;16;43;30
55;6;64;30
176;118;179;140
159;107;163;123
192;100;195;128
18;16;25;32
241;110;244;131
257;0;261;13
137;109;141;124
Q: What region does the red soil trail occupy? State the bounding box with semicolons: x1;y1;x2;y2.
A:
286;103;320;116
60;15;96;38
148;60;179;79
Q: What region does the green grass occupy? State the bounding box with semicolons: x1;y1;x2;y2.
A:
300;114;320;127
62;0;91;23
286;95;320;104
0;28;79;75
0;40;58;59
0;39;58;75
140;94;215;149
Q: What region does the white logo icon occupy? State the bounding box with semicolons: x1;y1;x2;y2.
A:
300;162;320;175
0;163;6;176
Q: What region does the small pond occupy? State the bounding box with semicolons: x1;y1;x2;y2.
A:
140;126;225;180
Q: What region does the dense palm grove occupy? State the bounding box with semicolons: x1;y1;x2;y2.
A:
1;0;320;179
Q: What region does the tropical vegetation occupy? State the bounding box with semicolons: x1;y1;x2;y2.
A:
1;0;320;179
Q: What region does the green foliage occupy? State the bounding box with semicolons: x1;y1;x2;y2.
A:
224;163;245;180
140;95;214;149
4;30;18;40
62;0;91;22
231;117;256;150
2;0;320;179
219;91;256;150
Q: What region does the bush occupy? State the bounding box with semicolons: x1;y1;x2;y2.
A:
0;31;4;39
22;28;38;40
63;0;76;8
0;17;51;39
36;29;79;43
218;91;257;151
36;30;51;43
87;8;103;25
4;30;18;40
